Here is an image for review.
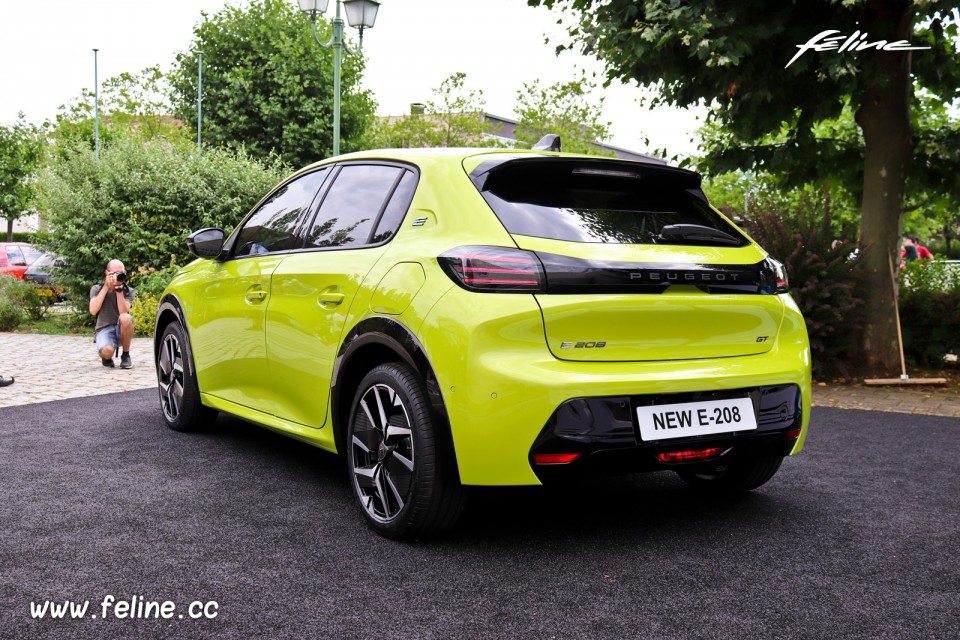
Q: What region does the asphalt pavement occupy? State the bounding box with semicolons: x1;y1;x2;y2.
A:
1;392;957;639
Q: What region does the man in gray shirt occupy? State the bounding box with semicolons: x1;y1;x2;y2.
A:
89;259;136;369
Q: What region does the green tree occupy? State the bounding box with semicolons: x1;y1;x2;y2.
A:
531;0;960;373
52;66;189;159
169;0;376;167
373;72;495;148
0;114;44;241
513;73;613;155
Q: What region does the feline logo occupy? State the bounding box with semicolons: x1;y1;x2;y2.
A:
786;30;931;68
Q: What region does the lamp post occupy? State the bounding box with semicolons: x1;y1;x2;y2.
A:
297;0;380;157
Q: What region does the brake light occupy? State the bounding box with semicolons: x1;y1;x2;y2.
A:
533;453;582;465
439;246;545;293
656;447;728;463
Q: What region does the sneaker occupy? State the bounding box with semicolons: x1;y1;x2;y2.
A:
120;353;132;369
102;358;115;368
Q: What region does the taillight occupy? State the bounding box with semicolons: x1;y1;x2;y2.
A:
656;447;728;463
439;246;545;293
762;257;789;294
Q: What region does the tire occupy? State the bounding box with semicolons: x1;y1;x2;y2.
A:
156;321;217;432
676;454;784;495
346;363;466;540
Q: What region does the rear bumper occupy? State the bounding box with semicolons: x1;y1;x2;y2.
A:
528;385;802;483
419;290;811;486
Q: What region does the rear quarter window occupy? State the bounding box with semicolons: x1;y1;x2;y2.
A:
472;159;747;246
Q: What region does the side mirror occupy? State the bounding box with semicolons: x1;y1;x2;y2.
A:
187;228;226;259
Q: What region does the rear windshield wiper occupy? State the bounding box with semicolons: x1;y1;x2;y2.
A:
658;224;742;246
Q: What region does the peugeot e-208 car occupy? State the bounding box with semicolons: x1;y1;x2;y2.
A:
154;142;811;540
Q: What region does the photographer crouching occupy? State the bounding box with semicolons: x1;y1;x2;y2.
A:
89;259;136;369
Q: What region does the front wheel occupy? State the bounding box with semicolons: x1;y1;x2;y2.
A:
346;363;466;540
156;321;217;432
675;454;784;495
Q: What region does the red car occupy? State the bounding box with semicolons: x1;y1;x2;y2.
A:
0;243;43;280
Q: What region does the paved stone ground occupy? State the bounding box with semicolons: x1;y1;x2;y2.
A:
1;332;960;418
0;333;156;408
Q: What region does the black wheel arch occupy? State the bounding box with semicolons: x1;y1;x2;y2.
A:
332;317;454;470
154;294;199;379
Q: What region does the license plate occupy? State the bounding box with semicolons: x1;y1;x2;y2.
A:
35;288;53;296
637;397;757;442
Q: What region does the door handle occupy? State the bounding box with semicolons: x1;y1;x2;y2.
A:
319;292;345;306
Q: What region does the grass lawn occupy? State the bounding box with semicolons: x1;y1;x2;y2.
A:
13;305;94;336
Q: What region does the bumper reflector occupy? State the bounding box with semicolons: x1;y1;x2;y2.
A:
656;447;727;464
533;453;582;465
786;428;801;440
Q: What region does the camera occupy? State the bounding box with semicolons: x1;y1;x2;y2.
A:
112;271;127;283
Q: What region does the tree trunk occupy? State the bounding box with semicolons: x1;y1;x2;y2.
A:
5;218;12;242
854;5;916;374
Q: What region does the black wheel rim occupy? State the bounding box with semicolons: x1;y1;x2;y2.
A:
158;333;185;422
350;383;415;523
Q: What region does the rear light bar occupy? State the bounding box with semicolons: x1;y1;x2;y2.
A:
439;246;545;293
656;447;728;464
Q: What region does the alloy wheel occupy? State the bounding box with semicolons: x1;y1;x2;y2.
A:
350;383;415;522
158;332;185;422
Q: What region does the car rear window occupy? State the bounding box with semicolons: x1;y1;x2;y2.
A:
471;158;747;246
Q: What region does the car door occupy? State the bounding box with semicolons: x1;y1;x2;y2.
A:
3;245;28;279
264;163;418;427
190;168;331;412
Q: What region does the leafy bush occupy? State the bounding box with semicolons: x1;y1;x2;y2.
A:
0;275;54;321
744;205;865;378
898;260;960;365
37;133;289;303
0;295;24;330
131;293;159;337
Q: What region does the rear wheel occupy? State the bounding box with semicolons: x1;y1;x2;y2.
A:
676;454;784;495
157;321;217;432
346;363;466;540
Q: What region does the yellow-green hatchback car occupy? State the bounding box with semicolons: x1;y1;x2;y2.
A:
154;143;810;539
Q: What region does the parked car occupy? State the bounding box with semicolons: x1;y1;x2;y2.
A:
23;251;63;299
0;242;43;280
154;141;811;539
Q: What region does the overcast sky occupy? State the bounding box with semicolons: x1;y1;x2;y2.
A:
0;0;706;157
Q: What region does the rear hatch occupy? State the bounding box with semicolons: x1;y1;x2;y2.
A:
466;156;786;363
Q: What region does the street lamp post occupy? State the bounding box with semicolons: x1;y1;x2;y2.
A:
297;0;380;157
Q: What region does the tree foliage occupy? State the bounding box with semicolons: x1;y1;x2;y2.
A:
52;66;188;158
530;0;960;373
513;73;613;155
169;0;376;167
372;72;495;148
37;133;289;301
0;114;45;241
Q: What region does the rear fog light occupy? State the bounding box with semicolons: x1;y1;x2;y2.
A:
533;453;582;465
656;447;727;464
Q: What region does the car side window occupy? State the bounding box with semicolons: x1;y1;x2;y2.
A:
371;171;418;244
5;246;25;266
233;168;330;257
305;165;402;249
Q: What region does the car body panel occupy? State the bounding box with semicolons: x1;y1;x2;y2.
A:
188;254;285;410
264;247;385;427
